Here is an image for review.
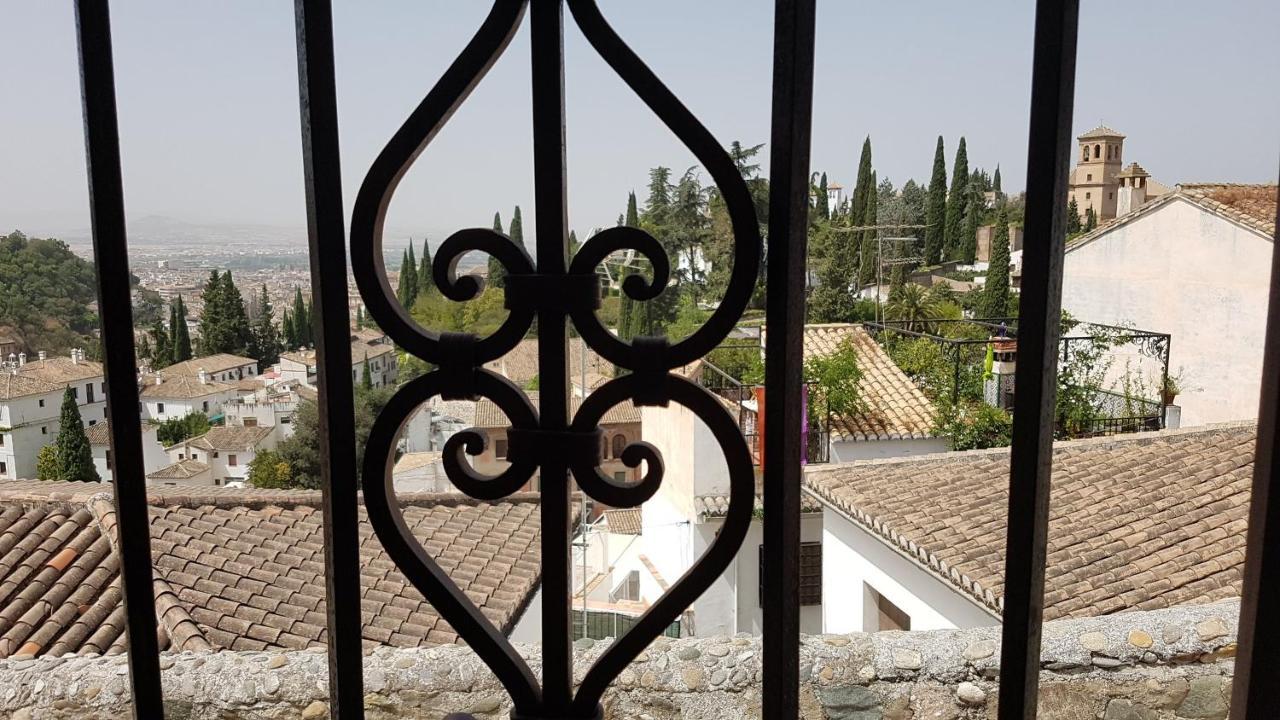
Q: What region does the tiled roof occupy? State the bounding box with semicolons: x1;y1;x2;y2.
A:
1078;125;1125;139
0;482;548;658
696;485;823;519
15;357;103;384
147;459;211;480
284;339;396;370
803;423;1255;619
140;375;234;400
483;338;610;387
1068;183;1277;252
603;508;643;535
473;392;641;429
802;324;937;441
394;451;444;474
159;354;257;377
176;426;274;453
0;373;63;401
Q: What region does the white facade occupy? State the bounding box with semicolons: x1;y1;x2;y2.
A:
828;436;950;463
165;428;278;485
224;394;298;438
1062;195;1274;426
0;386;63;480
0;351;109;480
92;426;170;483
819;504;998;633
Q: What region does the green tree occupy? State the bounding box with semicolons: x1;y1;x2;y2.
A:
960;188;980;263
277;400;321;488
625;191;640;226
858;170;878;286
36;445;59;481
155;412;211;446
136;334;154;364
171;294;190;361
197;271;250;357
0;231;99;355
54;388;99;482
924;136;948;265
150;317;171;368
1066;197;1083;235
417;238;434;298
943;137;969;260
1085;206;1097;231
817;172;830;220
355;305;365;330
361;353;373;390
885;282;942;332
981;206;1011;317
247;449;292;489
992;165;1002;197
397;246;418;311
291;287;311;348
509;206;525;255
251;285;281;367
281;308;296;350
804;339;867;420
221;272;252;354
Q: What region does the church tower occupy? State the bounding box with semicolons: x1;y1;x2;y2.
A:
1068;126;1125;222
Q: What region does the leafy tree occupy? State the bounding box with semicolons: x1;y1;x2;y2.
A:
924;136;948;265
155;412;211;446
885;283;942;332
54;388;99;482
944;137;969;260
411;287;508;338
247;449;292;489
133;287;164;328
942;403;1013;450
1066;197;1083;235
417;238;434;299
36;445;59;481
804;339;867;421
0;231;99;354
960;188;980;263
250;285;281;367
197;271;251;357
277;399;321;489
136;334;154;364
981;206;1011;317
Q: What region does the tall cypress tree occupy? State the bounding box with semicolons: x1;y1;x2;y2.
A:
1085;206;1097;231
55;387;98;482
172;296;193;363
982;205;1011;318
817;172;830;220
282;309;296;350
196;270;224;357
489;213;506;289
292;288;310;347
151;317;170;368
992;165;1002;197
355;305;364;330
849;137;874;280
924;136;948;265
220;272;252;356
361;353;373;390
858;171;878;286
396;249;417;309
417;238;434;298
625;191;640;226
943;137;969;261
961;189;980;264
509;206;525;252
251;285;281;367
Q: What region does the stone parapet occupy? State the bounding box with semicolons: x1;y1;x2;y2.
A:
0;600;1238;719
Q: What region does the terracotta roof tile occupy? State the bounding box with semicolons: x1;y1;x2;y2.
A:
15;357;103;384
803;423;1254;620
140;375;235;400
146;459;211;480
172;425;274;453
158;354;257;377
0;373;63;401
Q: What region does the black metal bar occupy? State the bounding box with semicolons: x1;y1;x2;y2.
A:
72;3;165;716
762;0;815;717
530;0;573;714
997;1;1078;717
1231;162;1280;719
293;2;364;717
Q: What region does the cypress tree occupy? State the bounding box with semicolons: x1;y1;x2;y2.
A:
197;270;223;357
282;309;296;350
292;288;310;347
355;305;364;330
361;353;373;390
220;272;252;356
982;206;1011;318
397;249;417;308
617;214;624;226
54;387;99;482
251;285;281;367
1066;197;1083;234
849;138;874;281
943;137;969;260
961;189;980;264
625;191;640;226
818;172;830;220
417;238;434;298
172;296;193;363
569;230;580;255
992;165;1002;196
924;136;947;265
1085;206;1097;231
489;213;505;289
509;206;525;252
858;171;878;286
304;298;314;346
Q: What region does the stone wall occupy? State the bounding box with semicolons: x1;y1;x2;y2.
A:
0;601;1238;719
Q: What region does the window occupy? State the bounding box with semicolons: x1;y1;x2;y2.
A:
228;454;237;466
88;420;96;426
611;434;627;459
105;450;112;470
609;570;641;603
212;451;219;458
243;417;258;427
1086;173;1092;181
179;453;185;459
601;436;610;460
0;462;6;475
41;426;47;435
1109;192;1114;199
613;471;627;483
202;401;209;413
1085;192;1091;199
1093;143;1100;158
86;383;94;403
495;438;508;459
760;542;822;606
864;584;911;631
1081;147;1088;161
0;434;5;447
281;416;291;425
71;387;79;400
38;399;44;408
214;478;222;486
157;402;165;414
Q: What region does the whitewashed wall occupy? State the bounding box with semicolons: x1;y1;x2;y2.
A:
830;436;950;463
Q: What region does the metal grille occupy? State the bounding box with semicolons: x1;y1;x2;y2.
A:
66;1;1280;719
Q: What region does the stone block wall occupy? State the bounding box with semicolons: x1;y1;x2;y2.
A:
0;601;1238;719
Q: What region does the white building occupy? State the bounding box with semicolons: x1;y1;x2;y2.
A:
86;421;170;483
16;349;108;426
145;458;214;487
163;425;277;486
0;373;65;480
223;382;301;438
1061;183;1276;427
803;423;1252;632
157;353;259;384
139;371;237;423
278;329;398;389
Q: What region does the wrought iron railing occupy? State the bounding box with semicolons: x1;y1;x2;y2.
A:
67;1;1280;719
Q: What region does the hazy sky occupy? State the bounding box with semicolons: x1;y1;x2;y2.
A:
2;1;1277;246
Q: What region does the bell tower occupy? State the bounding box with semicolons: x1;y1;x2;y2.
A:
1068;126;1125;222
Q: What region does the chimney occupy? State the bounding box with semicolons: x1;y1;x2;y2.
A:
70;348;79;365
155;372;163;386
38;350;46;362
17;352;25;366
198;368;208;384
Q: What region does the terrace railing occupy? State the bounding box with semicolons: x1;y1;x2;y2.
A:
69;1;1280;719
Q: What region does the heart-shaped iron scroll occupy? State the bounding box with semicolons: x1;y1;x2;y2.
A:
349;0;764;717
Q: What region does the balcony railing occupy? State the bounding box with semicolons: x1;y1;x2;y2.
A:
66;1;1280;719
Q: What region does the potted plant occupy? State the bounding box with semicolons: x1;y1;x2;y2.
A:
1162;369;1184;405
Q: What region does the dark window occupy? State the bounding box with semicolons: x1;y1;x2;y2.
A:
865;584;911;631
602;435;610;460
760;541;822;606
0;462;6;475
106;450;112;470
0;434;4;447
38;399;44;408
202;401;209;412
214;478;221;486
495;438;508;459
86;383;95;403
41;426;47;435
1086;173;1092;181
72;387;79;400
157;402;165;414
1093;143;1100;158
228;454;237;467
611;434;627;458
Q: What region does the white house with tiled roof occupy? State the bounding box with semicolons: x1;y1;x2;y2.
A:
1061;183;1276;426
278;329;398;389
145;458;214;487
164;425;277;486
15;349;107;425
803;423;1253;633
139;372;237;423
157;353;258;384
0;350;108;480
86;421;170;483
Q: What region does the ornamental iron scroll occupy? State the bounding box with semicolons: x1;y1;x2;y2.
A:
352;2;760;718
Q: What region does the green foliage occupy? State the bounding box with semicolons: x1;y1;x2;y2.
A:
155;412;211;447
411;286;508;338
133;287;165;328
1085;206;1097;231
277;385;395;489
171;295;193;363
884;283;941;332
489;213;506;289
250;285;281;367
1066;197;1083;235
804;339;867;420
665;293;708;342
36;445;59;481
54;388;99;482
361;353;373;390
817;172;830;220
980;206;1011;318
886;337;954;401
924;137;948;265
417;238;434;299
960;187;980;264
247;449;292;489
858;170;879;286
397;246;419;311
941;403;1012;450
992;165;1002;196
943;137;969;261
197;271;251;357
0;231;99;354
708;343;764;385
286;287;312;349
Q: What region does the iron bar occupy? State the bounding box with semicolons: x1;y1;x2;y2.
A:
293;1;365;717
1231;162;1280;718
530;0;573;714
997;0;1079;717
72;2;165;715
762;0;816;717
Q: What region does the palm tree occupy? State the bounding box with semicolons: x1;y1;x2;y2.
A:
885;282;942;333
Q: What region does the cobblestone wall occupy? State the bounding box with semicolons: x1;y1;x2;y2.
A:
0;601;1238;719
